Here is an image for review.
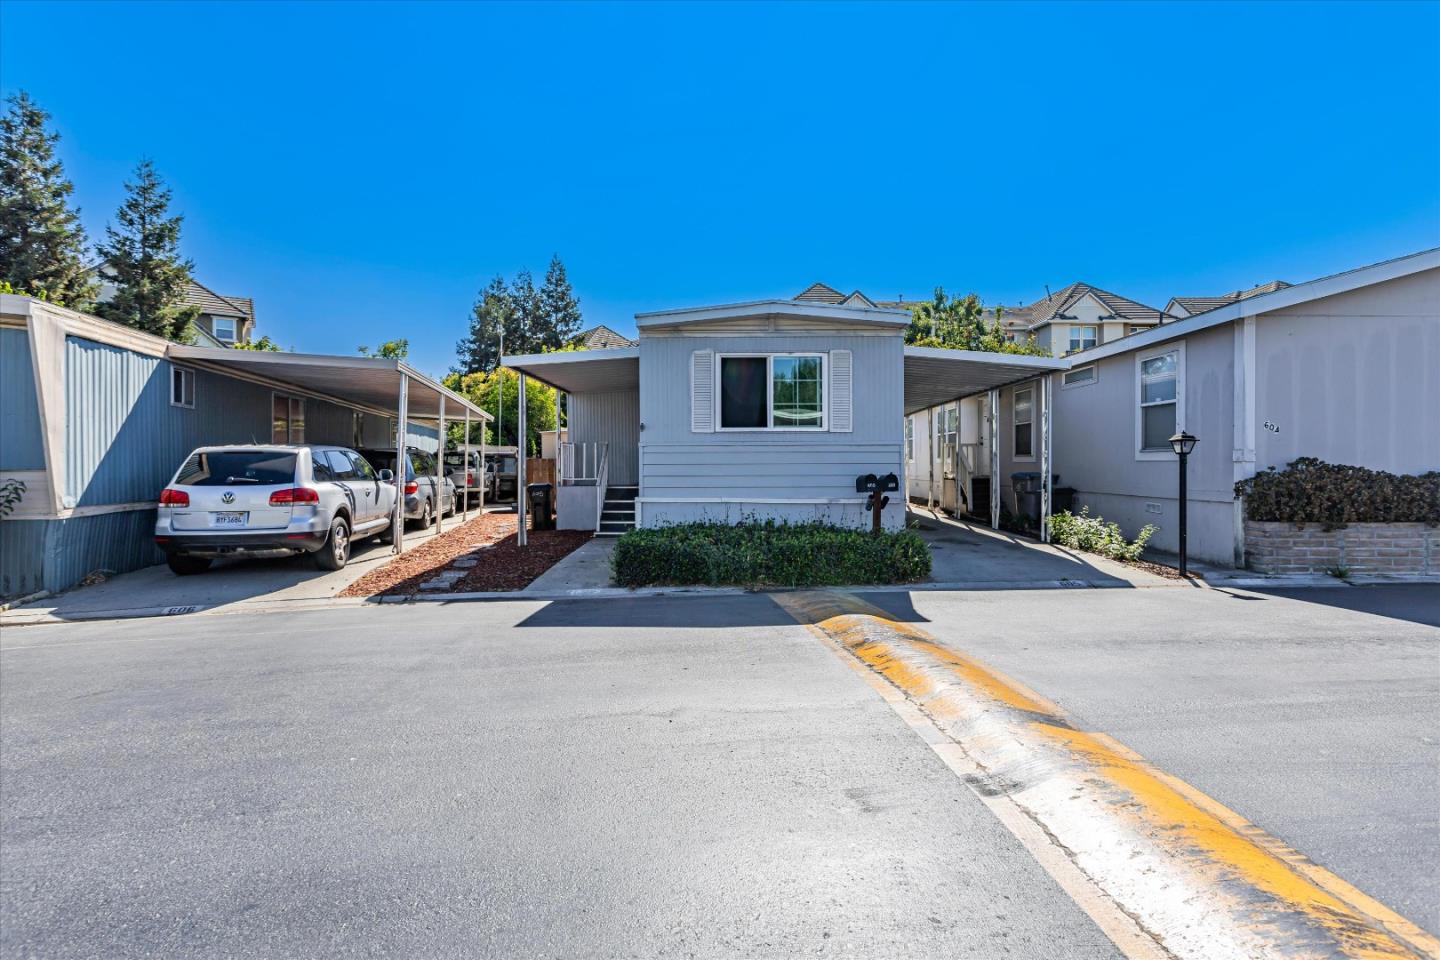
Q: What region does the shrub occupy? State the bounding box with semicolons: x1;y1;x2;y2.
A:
1048;508;1156;563
1235;457;1440;529
611;521;932;588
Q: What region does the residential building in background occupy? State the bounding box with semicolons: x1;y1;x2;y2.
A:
1165;280;1292;318
182;279;255;346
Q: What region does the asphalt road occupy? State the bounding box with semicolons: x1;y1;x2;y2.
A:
861;583;1440;935
1;597;1120;960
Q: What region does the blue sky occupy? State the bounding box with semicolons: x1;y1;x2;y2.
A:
2;0;1438;376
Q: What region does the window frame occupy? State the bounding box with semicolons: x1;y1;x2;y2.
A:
1135;342;1185;461
1068;324;1098;354
713;352;828;432
1012;385;1036;462
1061;364;1098;389
170;366;196;408
212;316;238;342
271;391;306;445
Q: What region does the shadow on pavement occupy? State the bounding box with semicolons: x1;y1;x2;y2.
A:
512;590;932;629
1254;584;1440;629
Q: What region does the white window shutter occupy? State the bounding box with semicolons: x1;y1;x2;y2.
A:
830;349;853;432
691;349;715;432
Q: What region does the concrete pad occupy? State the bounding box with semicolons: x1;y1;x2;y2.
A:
5;524;448;623
523;536;615;593
911;508;1173;588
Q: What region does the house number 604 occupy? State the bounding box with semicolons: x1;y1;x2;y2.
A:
1263;421;1280;433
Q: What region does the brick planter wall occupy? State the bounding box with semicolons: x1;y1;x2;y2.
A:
1244;521;1439;576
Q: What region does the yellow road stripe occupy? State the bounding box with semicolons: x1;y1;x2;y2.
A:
773;589;1439;960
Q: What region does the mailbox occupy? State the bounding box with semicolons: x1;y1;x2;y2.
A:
855;472;899;493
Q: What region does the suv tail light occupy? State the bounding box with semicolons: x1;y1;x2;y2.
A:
466;472;475;485
269;487;320;506
403;480;419;496
159;488;189;507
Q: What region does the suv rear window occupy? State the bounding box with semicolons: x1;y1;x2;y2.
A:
176;451;297;486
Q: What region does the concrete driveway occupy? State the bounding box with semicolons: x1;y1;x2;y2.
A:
3;508;512;623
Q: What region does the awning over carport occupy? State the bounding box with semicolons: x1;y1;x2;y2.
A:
903;346;1064;415
500;346;639;393
167;346;489;423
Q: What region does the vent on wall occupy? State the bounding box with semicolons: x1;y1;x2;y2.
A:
1145;502;1163;515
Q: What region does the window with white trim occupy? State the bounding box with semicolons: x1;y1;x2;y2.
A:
717;354;825;430
213;316;238;342
1062;364;1097;388
1013;387;1034;459
1068;325;1097;353
905;417;914;462
271;392;305;444
1137;346;1181;454
170;367;195;408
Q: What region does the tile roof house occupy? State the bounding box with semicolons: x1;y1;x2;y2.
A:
571;324;637;350
1165;280;1292;318
181;279;256;346
1002;282;1170;357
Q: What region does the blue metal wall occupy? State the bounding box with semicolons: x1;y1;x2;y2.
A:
0;518;47;597
1;327;44;470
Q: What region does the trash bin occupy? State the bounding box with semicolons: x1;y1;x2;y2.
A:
527;483;554;530
1010;472;1062;524
1052;486;1076;515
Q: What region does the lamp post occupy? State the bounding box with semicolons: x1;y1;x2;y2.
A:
1169;431;1198;577
495;330;505;447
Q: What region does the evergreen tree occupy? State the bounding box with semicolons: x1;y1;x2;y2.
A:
0;92;95;307
455;274;515;374
537;254;583;347
510;267;541;352
93;160;199;341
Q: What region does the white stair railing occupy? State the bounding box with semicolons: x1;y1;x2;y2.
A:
558;441;609;532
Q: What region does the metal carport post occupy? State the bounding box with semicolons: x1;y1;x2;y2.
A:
988;388;1001;530
393;373;409;554
1040;376;1053;543
516;372;527;547
435;395;446;535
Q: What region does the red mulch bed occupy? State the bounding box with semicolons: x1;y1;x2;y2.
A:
339;513;593;598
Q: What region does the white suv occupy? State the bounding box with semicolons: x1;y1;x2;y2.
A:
154;445;398;575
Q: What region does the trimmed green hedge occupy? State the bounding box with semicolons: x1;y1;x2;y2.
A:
611;521;932;588
1236;457;1440;529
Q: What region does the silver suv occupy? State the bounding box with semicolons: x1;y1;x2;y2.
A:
154;445;399;575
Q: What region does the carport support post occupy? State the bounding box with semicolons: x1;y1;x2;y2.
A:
988;388;1000;531
1040;376;1053;544
435;395;446;535
463;408;471;521
394;373;409;555
517;372;528;546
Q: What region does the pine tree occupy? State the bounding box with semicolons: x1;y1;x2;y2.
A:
455;274;514;374
537;254;583;348
93;160;199;341
0;92;96;307
510;268;542;353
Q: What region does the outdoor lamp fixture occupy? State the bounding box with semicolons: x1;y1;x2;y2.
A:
1169;431;1198;577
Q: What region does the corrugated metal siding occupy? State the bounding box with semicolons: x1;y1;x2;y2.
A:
65;338;274;506
43;509;163;593
1;328;45;470
638;333;904;503
569;389;639;484
305;399;356;446
0;518;47;598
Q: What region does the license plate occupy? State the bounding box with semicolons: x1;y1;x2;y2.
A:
212;511;248;527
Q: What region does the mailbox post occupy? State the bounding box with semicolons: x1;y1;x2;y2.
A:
856;472;899;534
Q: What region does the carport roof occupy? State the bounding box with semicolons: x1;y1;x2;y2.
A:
167;346;490;422
903;347;1065;414
505;343;1064;415
502;346;639;393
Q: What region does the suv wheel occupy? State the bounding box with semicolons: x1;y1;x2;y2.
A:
315;516;351;570
417;500;434;530
167;555;212;576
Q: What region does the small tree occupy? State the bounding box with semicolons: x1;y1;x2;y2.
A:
905;288;1048;356
358;339;409;359
443;367;557;455
234;335;284;351
0;92;96;308
94;160;198;342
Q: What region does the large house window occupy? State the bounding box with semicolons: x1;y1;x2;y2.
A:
1138;346;1181;454
718;354;824;430
1013;387;1034;459
170;367;195;408
213;316;238;342
1068;325;1097;353
272;393;305;444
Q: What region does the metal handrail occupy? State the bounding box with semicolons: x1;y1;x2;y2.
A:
595;446;608;534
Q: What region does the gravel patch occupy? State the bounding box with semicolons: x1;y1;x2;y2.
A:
339;514;592;598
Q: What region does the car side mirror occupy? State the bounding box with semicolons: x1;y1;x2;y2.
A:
377;469;394;482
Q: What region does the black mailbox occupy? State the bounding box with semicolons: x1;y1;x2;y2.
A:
855;473;879;493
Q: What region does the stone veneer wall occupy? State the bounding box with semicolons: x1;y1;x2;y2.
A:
1244;521;1439;576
